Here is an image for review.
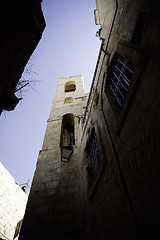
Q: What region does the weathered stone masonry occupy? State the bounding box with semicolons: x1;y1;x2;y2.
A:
19;75;88;240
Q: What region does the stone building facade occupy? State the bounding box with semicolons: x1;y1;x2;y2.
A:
20;0;160;239
0;162;28;240
79;0;160;239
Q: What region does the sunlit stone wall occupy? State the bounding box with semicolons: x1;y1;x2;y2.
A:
0;162;28;240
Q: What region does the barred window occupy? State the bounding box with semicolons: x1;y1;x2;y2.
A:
90;132;101;177
86;129;101;179
106;53;135;108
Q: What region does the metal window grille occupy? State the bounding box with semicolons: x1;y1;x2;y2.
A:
62;133;74;148
90;133;101;177
110;55;135;107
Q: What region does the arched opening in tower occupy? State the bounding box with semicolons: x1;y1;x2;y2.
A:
60;113;75;162
64;81;76;92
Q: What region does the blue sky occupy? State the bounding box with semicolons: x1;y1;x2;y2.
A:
0;0;100;187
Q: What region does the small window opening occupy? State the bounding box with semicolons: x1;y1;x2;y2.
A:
65;81;76;92
131;12;149;45
64;97;73;104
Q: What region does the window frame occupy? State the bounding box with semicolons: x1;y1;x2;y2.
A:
85;121;107;199
104;42;146;134
60;113;75;148
86;128;101;179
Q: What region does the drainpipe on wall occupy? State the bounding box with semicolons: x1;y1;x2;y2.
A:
83;41;105;123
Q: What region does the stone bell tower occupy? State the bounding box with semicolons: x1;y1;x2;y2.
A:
19;75;88;240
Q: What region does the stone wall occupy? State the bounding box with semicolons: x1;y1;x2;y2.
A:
0;162;28;240
79;0;160;239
